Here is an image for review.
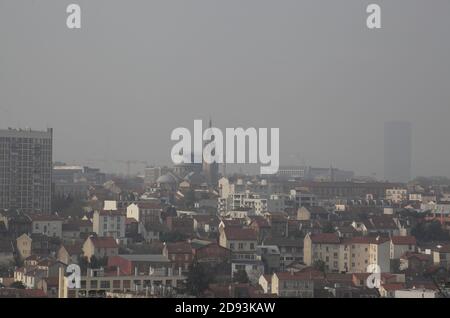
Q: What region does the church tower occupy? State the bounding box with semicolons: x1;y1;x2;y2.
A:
202;118;219;186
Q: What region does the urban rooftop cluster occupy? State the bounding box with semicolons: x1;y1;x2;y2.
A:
1;126;450;298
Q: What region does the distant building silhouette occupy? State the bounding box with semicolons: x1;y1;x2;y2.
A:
384;121;412;183
202;119;219;185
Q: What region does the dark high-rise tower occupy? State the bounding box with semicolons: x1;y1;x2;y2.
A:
0;128;53;214
384;121;412;183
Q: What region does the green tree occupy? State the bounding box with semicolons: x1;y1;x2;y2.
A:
10;281;26;289
89;256;108;268
312;260;327;274
233;269;249;284
411;220;450;242
52;195;85;218
322;222;335;234
14;255;24;268
0;264;10;276
185;261;215;296
79;256;89;273
160;231;188;243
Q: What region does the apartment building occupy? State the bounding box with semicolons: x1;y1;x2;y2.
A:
58;267;186;298
92;210;126;241
304;233;341;272
297;206;329;221
219;227;258;261
304;233;391;273
16;233;56;260
386;188;408;203
126;201;163;224
228;192;268;215
290;189;317;208
30;215;63;238
271;272;314;298
341;236;391;273
231;259;265;284
264;237;303;270
162;242;194;273
429;244;450;270
52;165;88;199
0;128;53;214
217;177;281;214
82;236;119;262
390;236;417;259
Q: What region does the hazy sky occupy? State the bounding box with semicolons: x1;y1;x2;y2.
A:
1;0;449;177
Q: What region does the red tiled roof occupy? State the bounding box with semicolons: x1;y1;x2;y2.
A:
220;219;243;227
37;259;58;267
193;215;219;224
126;218;138;225
409;282;439;291
98;209;125;216
165;242;192;254
89;236;118;249
400;252;431;262
391;236;417;245
168;216;194;226
250;217;270;228
15;267;26;273
224;228;257;241
76;219;93;227
344;236;390;245
298;267;325;278
29;214;63;222
275;271;316;281
309;233;340;244
365;216;397;229
302;206;329;215
436;244;450;253
136;202;162;209
381;283;405;291
43;276;59;287
352;273;396;281
62;243;83;255
325;273;354;283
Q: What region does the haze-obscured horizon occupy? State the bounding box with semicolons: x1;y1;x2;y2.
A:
1;0;450;177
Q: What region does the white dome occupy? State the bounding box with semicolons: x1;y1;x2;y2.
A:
157;174;177;184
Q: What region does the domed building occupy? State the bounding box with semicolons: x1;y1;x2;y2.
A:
156;173;178;191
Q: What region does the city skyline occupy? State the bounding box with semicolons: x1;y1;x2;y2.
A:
0;122;430;183
2;0;450;302
384;121;412;183
1;1;450;178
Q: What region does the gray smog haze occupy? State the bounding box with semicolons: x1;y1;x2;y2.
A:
1;0;450;177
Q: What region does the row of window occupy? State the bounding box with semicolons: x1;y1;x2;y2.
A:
229;243;255;250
